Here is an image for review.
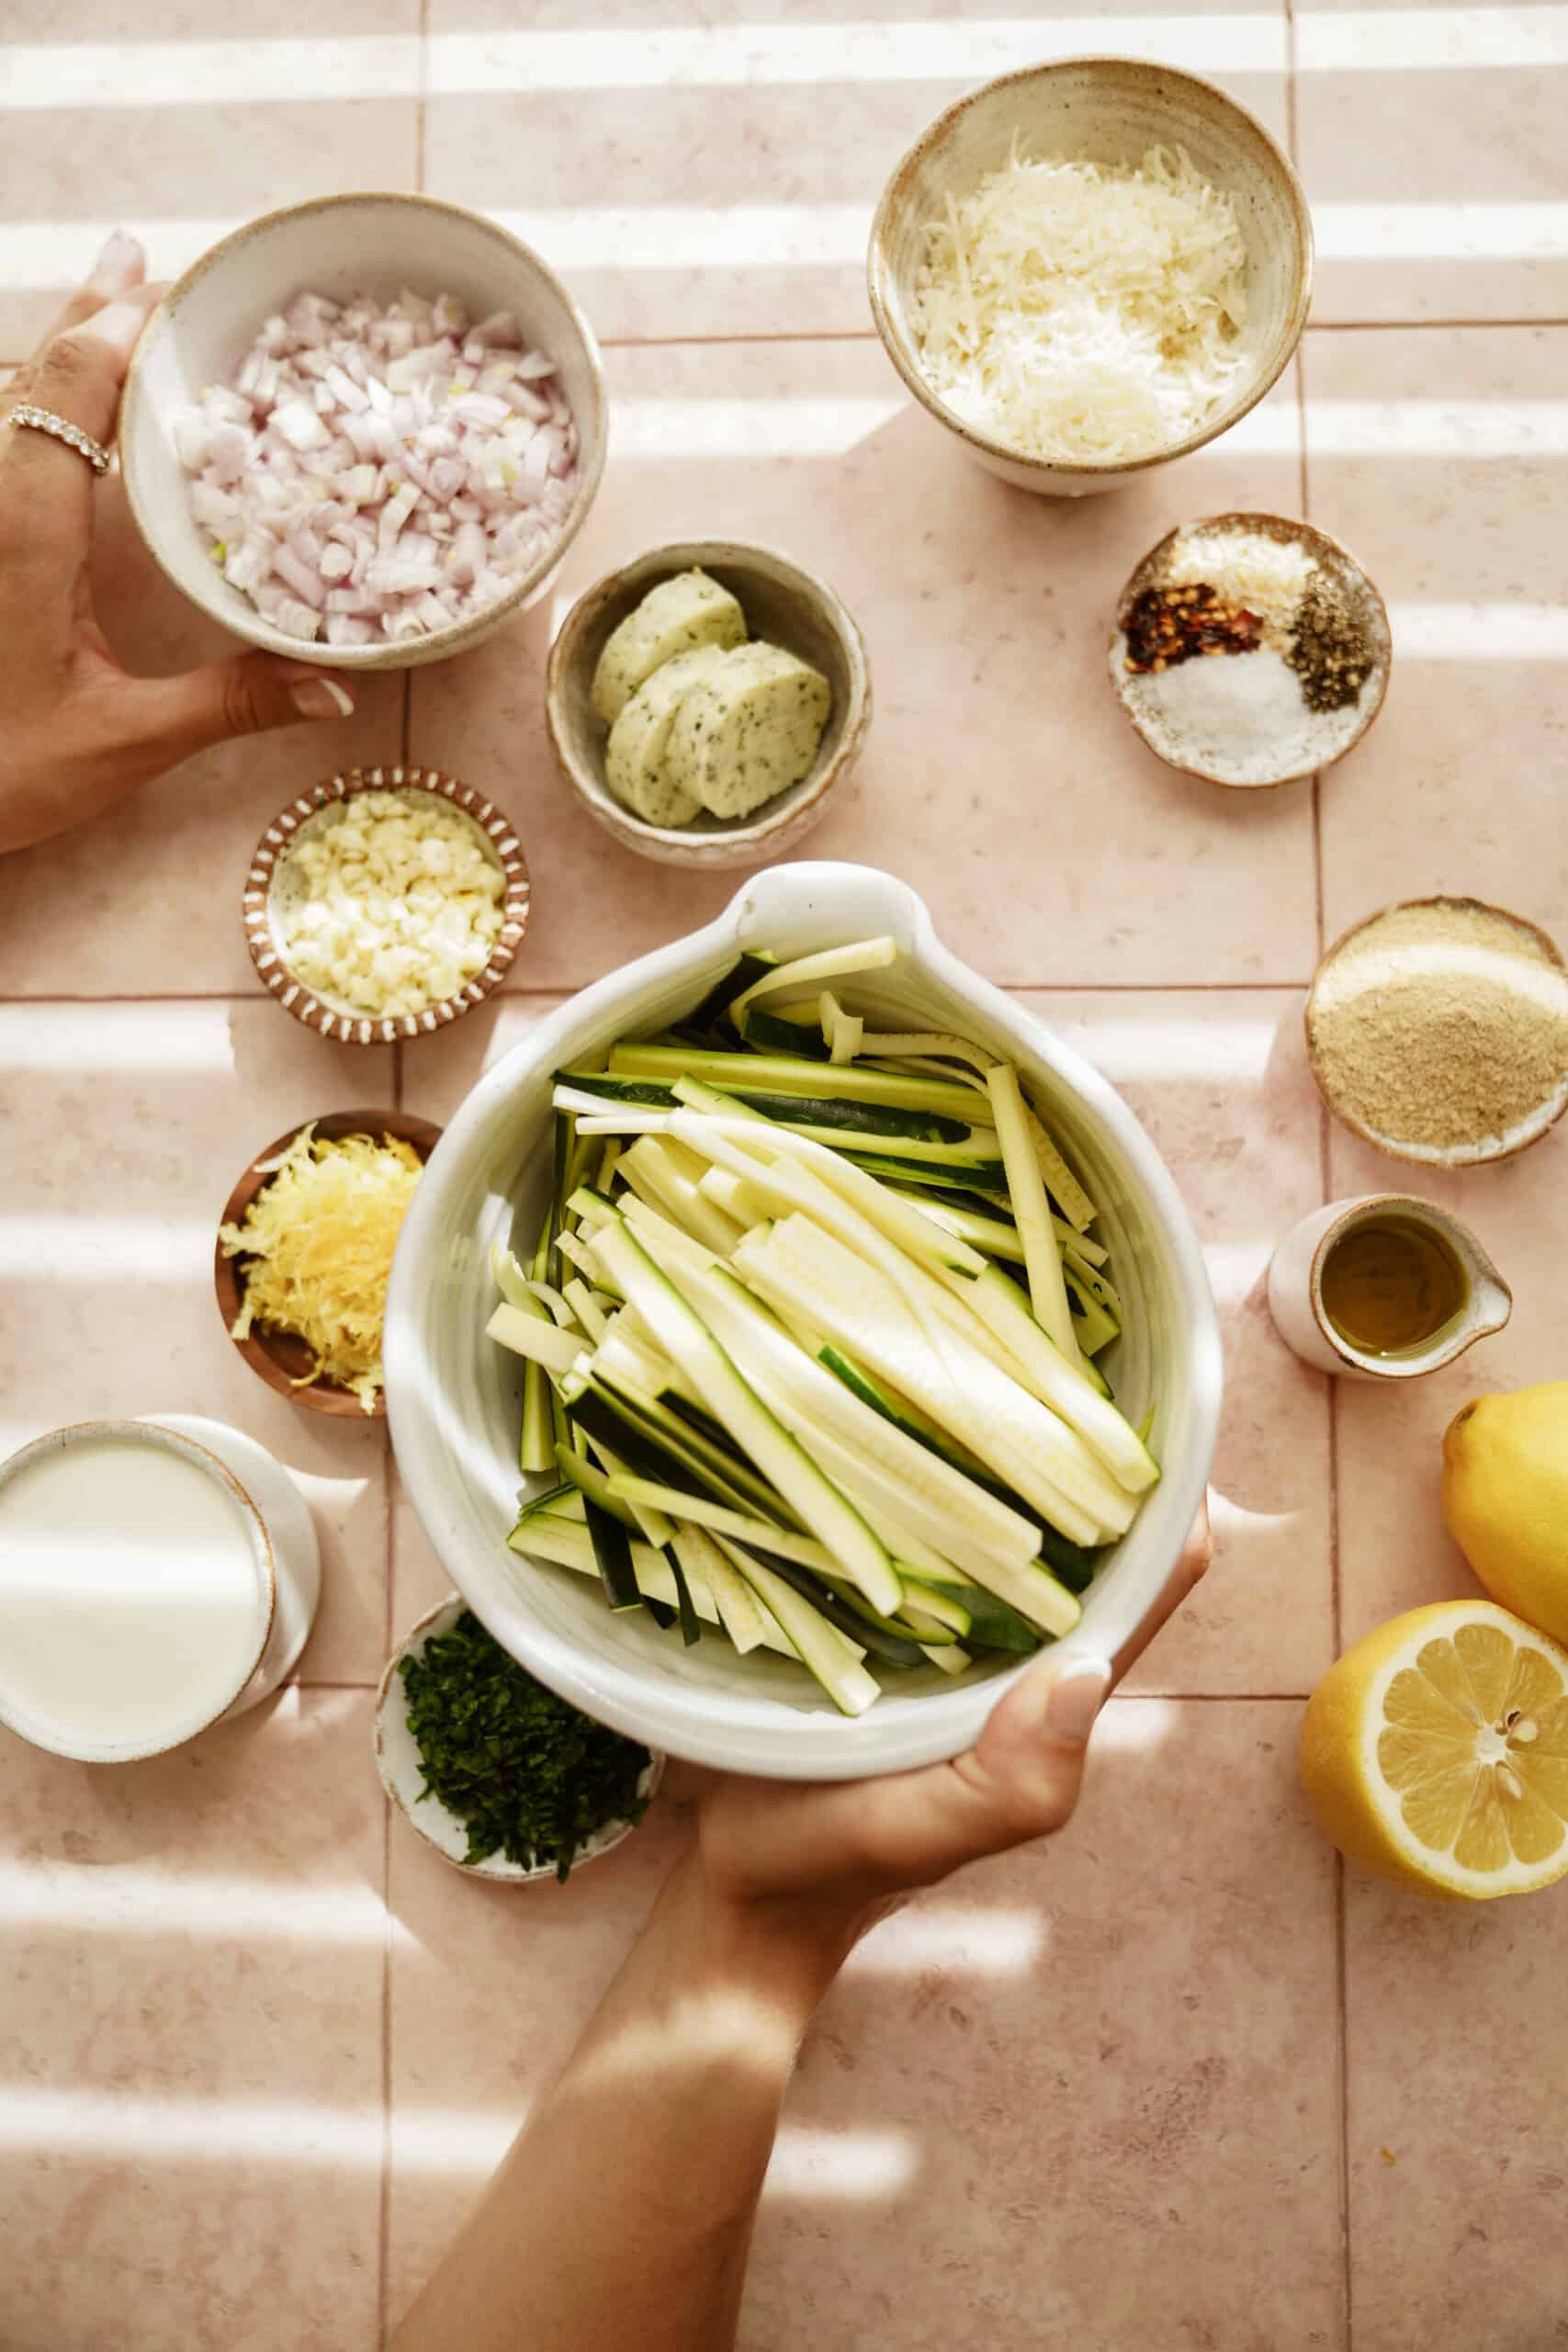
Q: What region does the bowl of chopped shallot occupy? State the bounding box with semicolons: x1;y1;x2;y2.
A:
120;193;607;667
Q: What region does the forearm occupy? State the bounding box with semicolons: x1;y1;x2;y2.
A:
389;1854;845;2352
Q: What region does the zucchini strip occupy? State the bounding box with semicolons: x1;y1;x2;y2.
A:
986;1063;1082;1367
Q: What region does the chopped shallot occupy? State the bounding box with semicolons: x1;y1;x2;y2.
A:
172;288;581;645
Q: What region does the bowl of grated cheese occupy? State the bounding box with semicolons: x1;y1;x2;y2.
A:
244;764;531;1044
867;57;1312;496
216;1111;443;1418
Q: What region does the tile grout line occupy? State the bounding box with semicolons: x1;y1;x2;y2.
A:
0;979;1323;1005
377;1793;394;2352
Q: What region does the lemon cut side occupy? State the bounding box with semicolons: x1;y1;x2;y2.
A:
1300;1600;1568;1900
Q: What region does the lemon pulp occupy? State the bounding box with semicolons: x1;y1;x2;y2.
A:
1377;1616;1568;1879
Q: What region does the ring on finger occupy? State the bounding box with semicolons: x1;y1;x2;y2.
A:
7;402;110;475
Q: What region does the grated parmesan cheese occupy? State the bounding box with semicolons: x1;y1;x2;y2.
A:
220;1125;423;1410
273;788;505;1019
911;142;1249;466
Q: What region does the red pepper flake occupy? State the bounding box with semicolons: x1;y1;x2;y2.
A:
1123;581;1264;673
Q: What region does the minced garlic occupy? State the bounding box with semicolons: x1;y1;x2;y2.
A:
274;788;505;1017
220;1125;423;1410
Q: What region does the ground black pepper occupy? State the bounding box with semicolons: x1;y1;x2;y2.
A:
1286;580;1371;712
1122;582;1264;673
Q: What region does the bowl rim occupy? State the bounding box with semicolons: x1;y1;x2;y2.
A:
384;859;1225;1779
1304;894;1568;1167
0;1418;277;1761
543;537;872;854
374;1592;666;1881
243;763;532;1042
215;1105;445;1419
118;188;609;670
1108;509;1393;790
866;54;1315;481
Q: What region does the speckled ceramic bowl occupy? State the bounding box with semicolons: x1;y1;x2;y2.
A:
375;1595;665;1882
545;539;871;869
120;192;607;669
868;57;1313;497
243;764;531;1042
1109;512;1392;789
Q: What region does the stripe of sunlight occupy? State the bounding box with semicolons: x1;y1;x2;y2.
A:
0;2088;916;2193
1299;4;1568;71
1390;605;1568;660
0;1863;1043;1975
615;396;902;460
0;1002;239;1071
0;17;1284;108
0;1857;397;1945
1041;1013;1284;1087
0;1219;219;1280
1202;1243;1270;1306
11;198;1568;291
1308;401;1568;459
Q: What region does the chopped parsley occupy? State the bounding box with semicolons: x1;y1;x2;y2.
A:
400;1611;651;1880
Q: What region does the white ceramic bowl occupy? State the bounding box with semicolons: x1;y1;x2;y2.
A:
386;863;1224;1780
120;193;607;671
376;1594;664;1882
868;57;1313;498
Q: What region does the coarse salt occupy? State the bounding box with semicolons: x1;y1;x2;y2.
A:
1116;642;1370;786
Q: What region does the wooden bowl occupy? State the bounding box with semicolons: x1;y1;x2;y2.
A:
868;56;1313;497
545;538;871;869
215;1109;443;1419
243;764;531;1043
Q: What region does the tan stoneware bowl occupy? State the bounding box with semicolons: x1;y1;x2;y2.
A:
868;56;1313;497
545;539;872;869
1109;512;1392;788
1305;898;1568;1168
375;1594;665;1883
243;764;531;1044
215;1108;443;1419
120;191;607;669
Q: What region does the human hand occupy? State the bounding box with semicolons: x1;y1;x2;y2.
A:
687;1501;1213;1982
0;233;356;856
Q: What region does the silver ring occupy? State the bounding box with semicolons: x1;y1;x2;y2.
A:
7;402;110;475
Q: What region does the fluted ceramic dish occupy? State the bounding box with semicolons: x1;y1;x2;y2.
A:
120;191;607;668
385;862;1223;1780
868;57;1313;498
546;539;871;869
375;1594;665;1882
243;765;531;1043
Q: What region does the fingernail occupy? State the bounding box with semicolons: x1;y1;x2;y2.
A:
95;229;141;277
1043;1657;1111;1748
291;679;355;721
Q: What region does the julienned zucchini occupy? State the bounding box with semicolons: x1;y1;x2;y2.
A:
492;935;1156;1713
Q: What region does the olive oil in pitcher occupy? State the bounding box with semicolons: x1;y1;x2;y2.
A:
1319;1216;1468;1357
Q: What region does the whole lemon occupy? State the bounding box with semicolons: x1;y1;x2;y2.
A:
1442;1382;1568;1645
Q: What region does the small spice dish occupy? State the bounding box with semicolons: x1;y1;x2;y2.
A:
375;1595;665;1882
1306;897;1568;1168
215;1109;443;1418
243;765;531;1043
545;539;871;870
1110;514;1391;788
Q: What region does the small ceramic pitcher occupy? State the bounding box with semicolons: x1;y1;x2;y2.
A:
1267;1193;1512;1381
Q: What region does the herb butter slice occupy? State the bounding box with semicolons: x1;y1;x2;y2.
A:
591;570;747;726
604;646;730;826
665;643;832;821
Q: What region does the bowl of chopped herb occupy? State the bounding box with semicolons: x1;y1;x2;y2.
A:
376;1596;664;1881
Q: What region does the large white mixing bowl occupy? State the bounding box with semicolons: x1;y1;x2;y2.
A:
386;864;1223;1779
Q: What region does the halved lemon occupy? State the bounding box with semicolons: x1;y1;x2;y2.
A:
1300;1600;1568;1900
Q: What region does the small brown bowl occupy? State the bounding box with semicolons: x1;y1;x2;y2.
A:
1109;512;1392;789
1305;897;1568;1168
243;765;531;1043
545;539;871;869
215;1109;443;1418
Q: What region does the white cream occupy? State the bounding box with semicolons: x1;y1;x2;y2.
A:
0;1430;271;1760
